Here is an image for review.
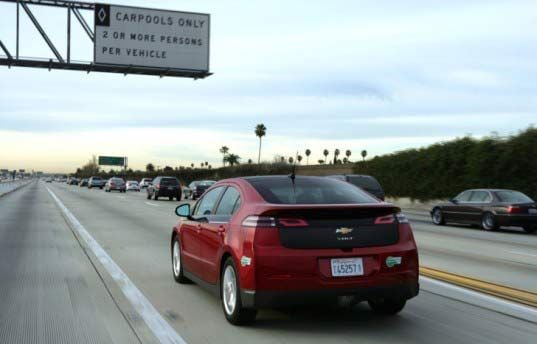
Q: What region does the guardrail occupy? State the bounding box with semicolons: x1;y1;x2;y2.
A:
0;179;32;197
420;266;537;308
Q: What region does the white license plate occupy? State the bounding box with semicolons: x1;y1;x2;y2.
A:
331;258;364;277
168;187;174;190
529;209;537;215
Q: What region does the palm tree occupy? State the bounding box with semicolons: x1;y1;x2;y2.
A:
255;124;267;164
323;149;329;163
305;149;311;165
205;161;209;167
346;150;352;161
361;150;368;161
333;149;340;164
280;156;285;163
200;162;204;168
318;159;325;164
225;154;241;166
343;157;348;164
247;159;253;164
297;155;303;164
219;146;229;167
145;163;155;172
190;163;194;168
288;157;294;164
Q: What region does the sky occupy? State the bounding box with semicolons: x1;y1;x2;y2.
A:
1;0;536;173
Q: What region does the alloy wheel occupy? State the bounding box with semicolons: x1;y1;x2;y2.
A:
222;265;237;315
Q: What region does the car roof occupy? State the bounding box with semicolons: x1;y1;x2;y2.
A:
463;188;517;192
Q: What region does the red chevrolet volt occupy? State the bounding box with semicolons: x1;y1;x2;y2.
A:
171;175;419;325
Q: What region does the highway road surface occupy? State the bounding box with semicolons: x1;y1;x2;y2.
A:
0;180;536;344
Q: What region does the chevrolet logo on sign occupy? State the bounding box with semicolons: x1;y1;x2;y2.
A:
335;227;354;235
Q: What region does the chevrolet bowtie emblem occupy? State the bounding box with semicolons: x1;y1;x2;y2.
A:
335;227;354;235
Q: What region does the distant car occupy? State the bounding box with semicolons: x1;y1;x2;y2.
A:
68;178;80;185
79;179;88;187
327;175;385;200
140;178;153;188
431;189;537;233
88;176;105;189
45;177;53;183
147;176;181;201
105;177;126;193
126;180;140;192
190;180;216;200
171;175;418;325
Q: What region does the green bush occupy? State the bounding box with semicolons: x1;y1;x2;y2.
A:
353;127;537;201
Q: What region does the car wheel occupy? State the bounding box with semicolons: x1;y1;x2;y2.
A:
221;258;257;325
169;196;173;201
481;212;498;231
154;194;158;201
147;193;151;200
172;238;190;283
368;297;406;315
523;226;537;234
431;208;445;225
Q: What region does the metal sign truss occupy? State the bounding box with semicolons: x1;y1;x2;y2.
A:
0;0;212;78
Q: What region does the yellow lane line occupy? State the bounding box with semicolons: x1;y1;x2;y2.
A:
420;266;537;308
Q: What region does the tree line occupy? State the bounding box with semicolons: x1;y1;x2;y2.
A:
353;127;537;201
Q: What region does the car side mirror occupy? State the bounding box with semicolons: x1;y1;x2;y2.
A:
175;204;191;218
450;199;458;204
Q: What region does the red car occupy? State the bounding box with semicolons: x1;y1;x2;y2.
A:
171;176;419;325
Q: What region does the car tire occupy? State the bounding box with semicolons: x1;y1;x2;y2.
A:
169;196;173;201
221;257;257;325
154;194;158;201
481;212;498;231
172;238;190;284
523;226;537;234
431;208;445;225
147;193;151;200
368;297;406;315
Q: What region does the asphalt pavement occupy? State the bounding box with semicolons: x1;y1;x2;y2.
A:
1;181;536;343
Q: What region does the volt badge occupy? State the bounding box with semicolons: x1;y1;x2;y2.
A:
240;256;252;267
386;256;402;268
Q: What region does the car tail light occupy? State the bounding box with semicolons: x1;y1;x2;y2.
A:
375;214;395;224
508;206;522;214
155;184;160;189
242;216;276;227
278;218;309;227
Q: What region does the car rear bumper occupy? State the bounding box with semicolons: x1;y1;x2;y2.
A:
240;281;419;308
496;214;537;227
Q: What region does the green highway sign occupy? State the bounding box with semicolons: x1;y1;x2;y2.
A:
98;156;126;166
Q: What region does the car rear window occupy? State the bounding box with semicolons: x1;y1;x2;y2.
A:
247;176;378;204
160;178;178;186
495;191;533;203
347;176;381;191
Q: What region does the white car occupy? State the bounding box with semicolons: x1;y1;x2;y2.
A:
140;178;153;188
126;180;141;191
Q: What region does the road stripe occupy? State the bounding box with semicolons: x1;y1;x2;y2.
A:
420;276;537;324
145;202;159;207
508;250;537;258
420;266;537;308
47;188;187;344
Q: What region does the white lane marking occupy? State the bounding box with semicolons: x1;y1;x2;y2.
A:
47;188;187;344
507;250;537;258
145;202;159;207
420;276;537;324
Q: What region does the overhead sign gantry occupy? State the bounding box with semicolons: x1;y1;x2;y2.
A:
0;0;211;79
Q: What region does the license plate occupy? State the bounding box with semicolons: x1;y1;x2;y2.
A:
168;187;174;190
331;258;364;277
529;209;537;215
